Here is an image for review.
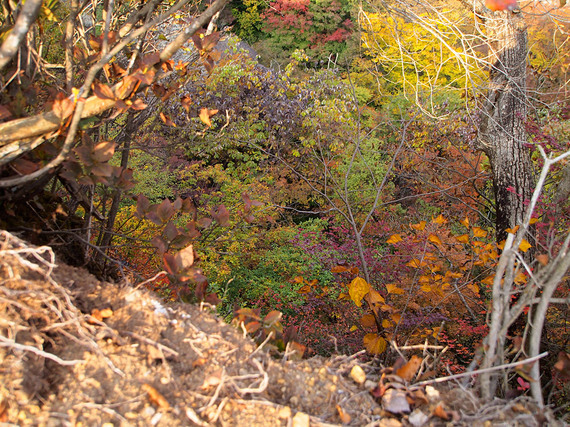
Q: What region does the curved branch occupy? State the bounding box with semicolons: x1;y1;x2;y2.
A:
0;0;43;72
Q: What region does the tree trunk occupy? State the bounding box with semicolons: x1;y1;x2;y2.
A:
479;11;534;244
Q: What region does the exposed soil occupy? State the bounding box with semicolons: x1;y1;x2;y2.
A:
0;231;563;426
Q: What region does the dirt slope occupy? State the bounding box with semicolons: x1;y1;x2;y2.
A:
0;231;560;426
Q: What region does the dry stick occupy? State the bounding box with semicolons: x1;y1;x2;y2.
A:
122;331;179;357
248;331;274;360
413;351;548;388
0;0;43;71
0;334;84;366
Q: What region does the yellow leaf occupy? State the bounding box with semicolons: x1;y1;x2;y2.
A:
387;234;403;244
350;325;358;332
382;319;392;328
386;283;405;295
363;333;387;355
460;217;470;228
519;239;532;253
428;234;442;246
391;313;401;323
432;214;447;225
481;275;495;286
514;271;527;284
455;234;469;244
421;284;431;292
506;225;520;234
497;240;506;250
472;227;488;238
396;355;422;381
410;221;426;231
467;284;480;295
349;277;370;307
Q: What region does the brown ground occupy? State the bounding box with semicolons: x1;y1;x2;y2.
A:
0;230;563;426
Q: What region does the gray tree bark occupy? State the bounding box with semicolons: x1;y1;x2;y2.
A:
479;10;534;244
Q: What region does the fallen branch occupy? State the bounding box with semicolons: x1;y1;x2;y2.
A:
0;334;84;366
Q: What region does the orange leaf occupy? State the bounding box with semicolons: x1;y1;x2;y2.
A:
387;234;403;244
199;107;219;127
386;283;405;295
536;254;549;266
460;217;470;228
432;214;447;225
360;314;376;328
529;217;539;225
485;0;518;11
410;221;426;231
368;289;385;305
331;265;349;273
396;355;422;381
433;402;450;420
336;405;351;424
428;234;442;246
381;319;392;328
455;234;469;244
406;259;427;268
142;384;170;409
481;275;494;286
472;227;488;238
297;285;312;294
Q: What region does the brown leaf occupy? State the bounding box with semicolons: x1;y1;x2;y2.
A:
142;384;170;409
554;351;570;380
396;355;422;382
536;254;549;266
92;141;116;163
92;82;115;100
115;75;138;99
0;105;12;121
53;93;75;120
181;95;192;113
331;265;349;273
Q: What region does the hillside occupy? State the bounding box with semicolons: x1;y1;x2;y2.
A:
0;230;562;426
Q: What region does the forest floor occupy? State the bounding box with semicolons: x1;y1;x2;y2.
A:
0;230;563;426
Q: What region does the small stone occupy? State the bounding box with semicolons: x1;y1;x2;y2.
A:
328;384;337;393
350;365;367;385
408;409;429;427
160;377;169;384
143;406;156;417
378;418;402;427
277;406;292;419
364;380;377;390
425;385;440;401
382;388;410;414
289;396;299;406
292;411;310;427
102;423;114;427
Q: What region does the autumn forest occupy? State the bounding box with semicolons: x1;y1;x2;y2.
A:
0;0;569;418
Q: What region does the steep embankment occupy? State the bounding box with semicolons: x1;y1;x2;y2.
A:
0;231;559;426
